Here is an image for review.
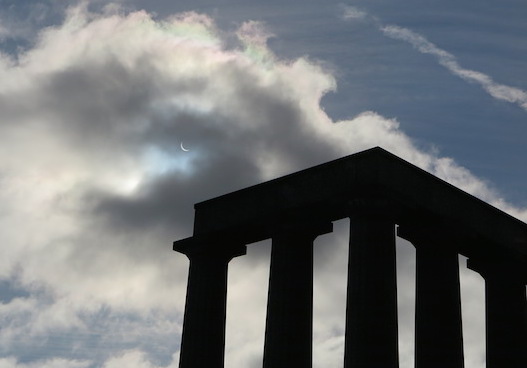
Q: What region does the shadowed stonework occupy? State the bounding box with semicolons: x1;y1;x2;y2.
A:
173;147;527;368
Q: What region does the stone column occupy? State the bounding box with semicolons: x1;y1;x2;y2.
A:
467;257;527;368
344;214;399;368
398;226;464;368
263;220;333;368
174;238;246;368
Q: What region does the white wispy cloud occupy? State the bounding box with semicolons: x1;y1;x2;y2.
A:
340;5;527;112
380;25;527;111
340;5;368;20
0;3;524;368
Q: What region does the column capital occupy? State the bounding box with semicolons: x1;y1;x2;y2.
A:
397;224;460;252
346;197;400;222
271;218;333;240
467;256;527;283
397;224;434;244
173;236;247;262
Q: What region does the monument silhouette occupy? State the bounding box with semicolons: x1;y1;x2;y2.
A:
173;147;527;368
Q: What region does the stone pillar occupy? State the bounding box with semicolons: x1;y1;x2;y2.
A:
398;226;464;368
344;215;399;368
263;221;333;368
467;258;527;368
174;238;246;368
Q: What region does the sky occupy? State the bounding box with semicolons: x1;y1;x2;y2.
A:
0;0;526;367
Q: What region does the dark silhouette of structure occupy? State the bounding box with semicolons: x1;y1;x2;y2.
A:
173;147;527;368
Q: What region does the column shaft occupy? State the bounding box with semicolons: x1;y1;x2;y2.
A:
344;217;399;368
414;244;464;368
263;222;332;368
468;258;527;368
484;272;526;368
178;245;245;368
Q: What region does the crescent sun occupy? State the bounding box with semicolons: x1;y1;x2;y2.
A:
180;142;190;152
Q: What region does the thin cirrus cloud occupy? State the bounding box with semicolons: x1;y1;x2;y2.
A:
342;5;527;112
381;25;527;111
0;3;525;368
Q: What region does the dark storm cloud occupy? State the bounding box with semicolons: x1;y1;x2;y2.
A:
91;154;261;234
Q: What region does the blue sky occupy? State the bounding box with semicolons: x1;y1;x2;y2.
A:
0;1;525;367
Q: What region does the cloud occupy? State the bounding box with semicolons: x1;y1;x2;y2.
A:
380;25;527;111
0;357;90;368
341;5;527;112
102;350;165;368
340;5;368;20
0;3;524;367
